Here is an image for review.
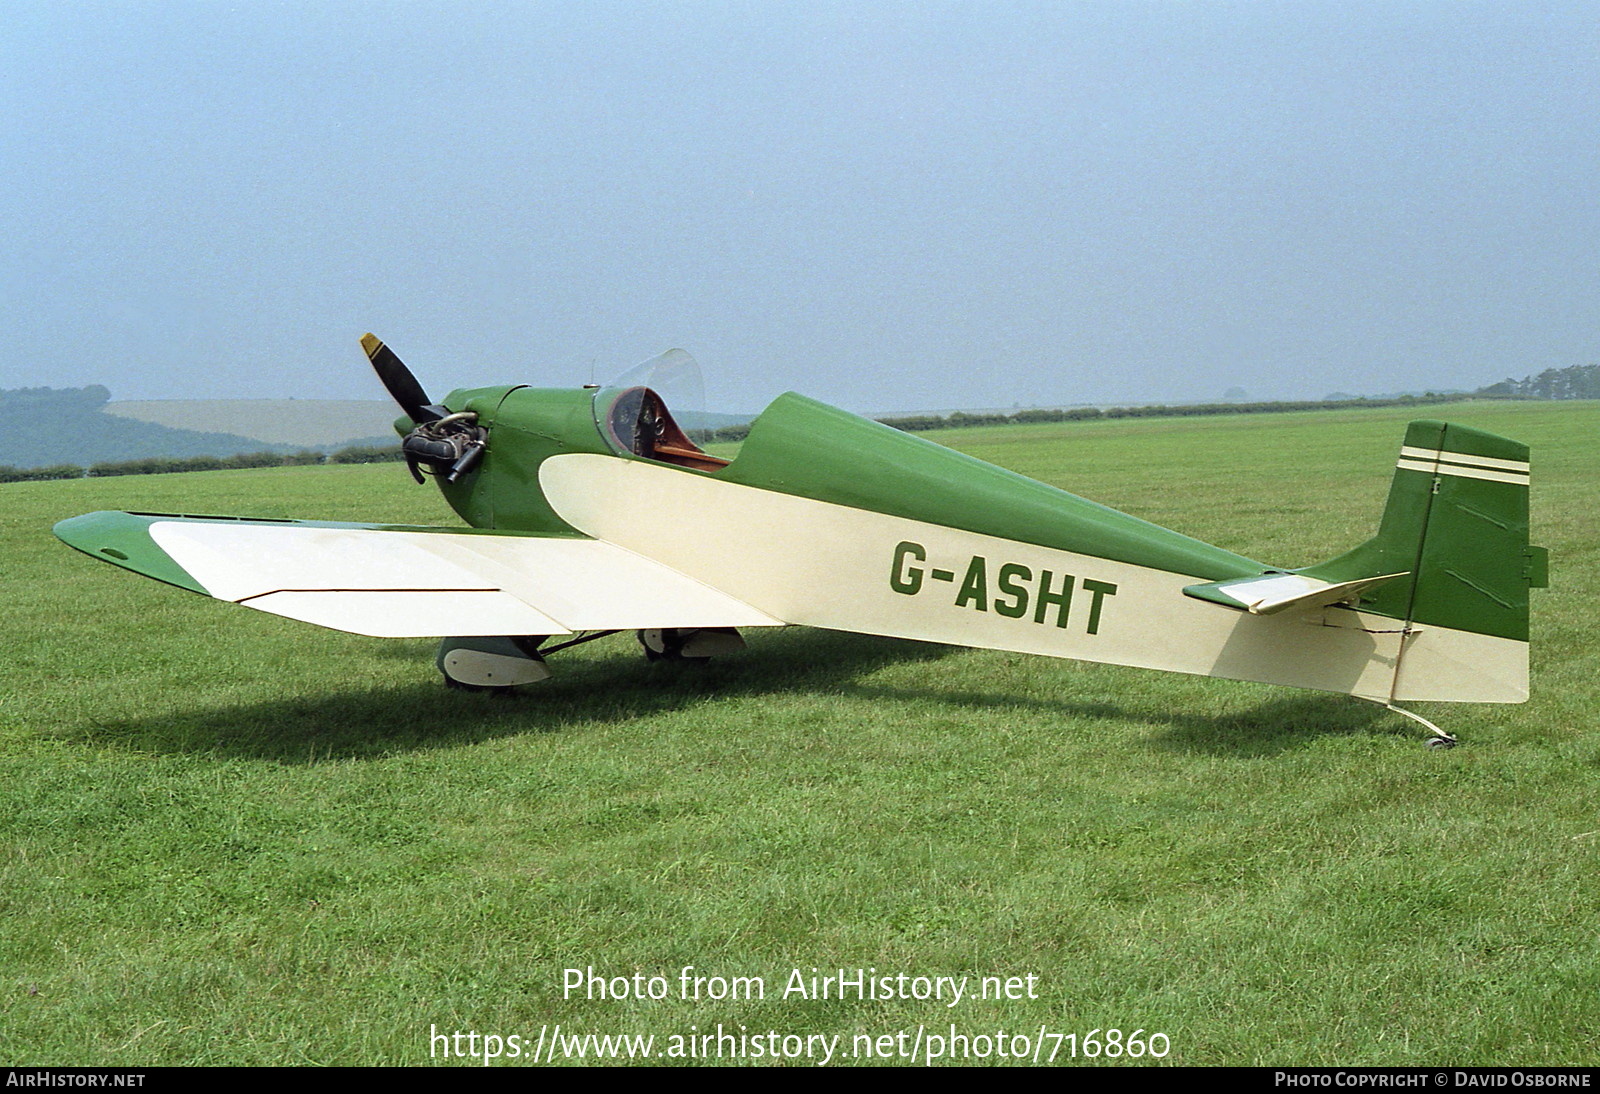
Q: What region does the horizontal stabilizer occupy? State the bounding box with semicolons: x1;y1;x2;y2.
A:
1183;571;1409;616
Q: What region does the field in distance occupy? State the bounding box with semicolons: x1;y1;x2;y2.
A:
4;399;1597;1066
104;399;401;449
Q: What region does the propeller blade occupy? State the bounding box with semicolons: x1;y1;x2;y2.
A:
361;333;446;423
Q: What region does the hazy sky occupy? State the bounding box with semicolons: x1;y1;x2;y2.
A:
4;1;1596;413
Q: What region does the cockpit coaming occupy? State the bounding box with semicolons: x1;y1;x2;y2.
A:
597;385;729;472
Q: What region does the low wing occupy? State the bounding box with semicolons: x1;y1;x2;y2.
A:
54;511;784;638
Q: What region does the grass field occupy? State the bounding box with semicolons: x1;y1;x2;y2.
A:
3;400;1597;1066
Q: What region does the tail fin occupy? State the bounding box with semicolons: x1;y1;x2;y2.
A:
1302;419;1546;702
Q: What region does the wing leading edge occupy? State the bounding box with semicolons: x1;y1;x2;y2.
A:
53;511;783;638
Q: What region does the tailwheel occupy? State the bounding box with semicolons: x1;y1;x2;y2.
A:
1369;699;1459;749
638;627;746;662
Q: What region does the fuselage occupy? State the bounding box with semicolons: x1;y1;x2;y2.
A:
406;384;1525;706
425;384;1269;584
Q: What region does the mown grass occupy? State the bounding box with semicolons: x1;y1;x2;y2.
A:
2;400;1597;1066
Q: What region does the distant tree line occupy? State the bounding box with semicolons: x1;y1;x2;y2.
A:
0;443;404;484
3;384;114;412
1477;364;1600;400
695;391;1481;444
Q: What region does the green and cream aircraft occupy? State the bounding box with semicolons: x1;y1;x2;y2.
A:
55;336;1548;746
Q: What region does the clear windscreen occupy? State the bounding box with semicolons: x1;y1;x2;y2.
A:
593;349;740;469
596;348;708;443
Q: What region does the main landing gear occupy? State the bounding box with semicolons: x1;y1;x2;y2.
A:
436;628;746;692
437;636;551;692
638;627;747;662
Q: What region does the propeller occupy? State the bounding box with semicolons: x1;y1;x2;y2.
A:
361;333;449;424
360;333;486;484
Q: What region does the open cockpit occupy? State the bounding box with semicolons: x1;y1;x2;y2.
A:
596;385;730;472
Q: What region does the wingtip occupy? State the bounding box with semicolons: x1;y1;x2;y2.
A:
53;511;210;596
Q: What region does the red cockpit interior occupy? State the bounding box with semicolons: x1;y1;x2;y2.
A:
601;386;730;472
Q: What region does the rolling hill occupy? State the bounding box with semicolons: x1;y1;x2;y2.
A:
0;386;309;469
104;398;401;450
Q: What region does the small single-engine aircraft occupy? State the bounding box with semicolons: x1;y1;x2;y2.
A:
56;336;1548;746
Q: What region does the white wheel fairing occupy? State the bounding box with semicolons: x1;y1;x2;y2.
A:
442;647;552;687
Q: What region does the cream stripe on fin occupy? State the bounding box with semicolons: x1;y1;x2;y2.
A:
1398;446;1530;473
1395;459;1528;485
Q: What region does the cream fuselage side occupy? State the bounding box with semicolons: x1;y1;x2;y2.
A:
540;454;1527;704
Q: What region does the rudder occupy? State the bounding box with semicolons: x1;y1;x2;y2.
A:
1302;419;1546;703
